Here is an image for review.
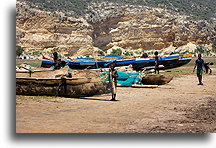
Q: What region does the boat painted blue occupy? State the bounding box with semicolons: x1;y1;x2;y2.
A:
41;54;192;71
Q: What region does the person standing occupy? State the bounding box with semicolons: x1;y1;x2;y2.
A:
193;53;205;85
109;63;118;101
154;51;159;74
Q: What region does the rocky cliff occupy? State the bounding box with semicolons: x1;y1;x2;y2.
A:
16;0;215;57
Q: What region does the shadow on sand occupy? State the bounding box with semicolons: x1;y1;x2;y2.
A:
74;97;119;102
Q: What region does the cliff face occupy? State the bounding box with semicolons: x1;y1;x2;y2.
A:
16;1;215;57
16;1;98;56
87;2;214;51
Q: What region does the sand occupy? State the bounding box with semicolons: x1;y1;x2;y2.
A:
16;74;215;133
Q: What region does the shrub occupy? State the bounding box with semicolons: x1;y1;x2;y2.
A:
212;41;216;52
195;46;205;54
109;48;122;56
16;46;24;57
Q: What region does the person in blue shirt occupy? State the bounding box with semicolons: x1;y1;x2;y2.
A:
193;53;205;85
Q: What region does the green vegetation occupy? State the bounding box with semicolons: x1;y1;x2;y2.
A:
16;46;24;57
108;48;122;56
212;43;216;53
27;49;43;57
19;0;215;20
195;46;205;54
16;59;42;67
124;51;133;56
194;46;213;56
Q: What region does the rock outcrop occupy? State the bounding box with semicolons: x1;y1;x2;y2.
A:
16;0;215;57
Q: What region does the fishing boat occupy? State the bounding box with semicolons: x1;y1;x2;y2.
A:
16;65;112;98
40;53;192;71
41;56;123;69
115;53;192;71
40;56;56;68
16;65;68;78
16;77;112;98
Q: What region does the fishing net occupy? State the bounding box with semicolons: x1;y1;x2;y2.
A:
117;72;142;87
100;71;110;82
99;71;142;86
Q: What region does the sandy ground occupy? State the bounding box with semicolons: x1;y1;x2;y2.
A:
16;74;215;133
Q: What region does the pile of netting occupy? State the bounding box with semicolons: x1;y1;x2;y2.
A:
117;72;142;86
100;71;143;87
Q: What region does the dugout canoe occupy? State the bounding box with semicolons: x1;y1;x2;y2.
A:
16;66;68;78
16;77;112;98
16;66;101;79
141;74;173;85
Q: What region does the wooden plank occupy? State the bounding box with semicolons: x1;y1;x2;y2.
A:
131;84;158;88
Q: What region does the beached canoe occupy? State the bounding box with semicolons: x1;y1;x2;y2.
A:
16;77;112;98
141;74;173;85
41;54;192;71
16;66;68;78
16;66;101;79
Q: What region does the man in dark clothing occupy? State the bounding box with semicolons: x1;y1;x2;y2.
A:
52;52;66;70
141;53;148;58
54;59;62;70
204;62;213;74
109;63;118;101
193;53;205;85
154;51;159;74
53;52;59;63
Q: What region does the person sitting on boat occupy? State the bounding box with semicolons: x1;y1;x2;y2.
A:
154;51;159;74
204;62;213;74
53;59;62;70
109;63;118;101
141;53;148;58
53;52;59;63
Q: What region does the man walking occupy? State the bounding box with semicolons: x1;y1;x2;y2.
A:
193;53;205;85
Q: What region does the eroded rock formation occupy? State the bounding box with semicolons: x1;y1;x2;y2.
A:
16;1;215;57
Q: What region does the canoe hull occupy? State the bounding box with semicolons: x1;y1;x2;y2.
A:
141;74;173;85
16;78;112;98
40;54;192;71
131;58;191;71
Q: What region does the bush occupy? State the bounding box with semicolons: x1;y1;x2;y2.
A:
16;46;24;57
109;48;122;56
212;41;216;52
124;51;133;56
195;46;205;54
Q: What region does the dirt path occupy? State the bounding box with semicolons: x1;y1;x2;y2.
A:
16;74;215;133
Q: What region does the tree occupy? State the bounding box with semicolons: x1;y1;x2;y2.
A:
16;46;24;57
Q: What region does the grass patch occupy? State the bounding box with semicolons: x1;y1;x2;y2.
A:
16;59;42;67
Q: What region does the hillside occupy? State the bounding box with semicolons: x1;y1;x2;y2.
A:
16;0;215;57
18;0;215;20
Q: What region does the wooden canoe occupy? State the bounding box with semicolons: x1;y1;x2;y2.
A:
16;66;100;79
141;74;173;85
16;77;112;98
